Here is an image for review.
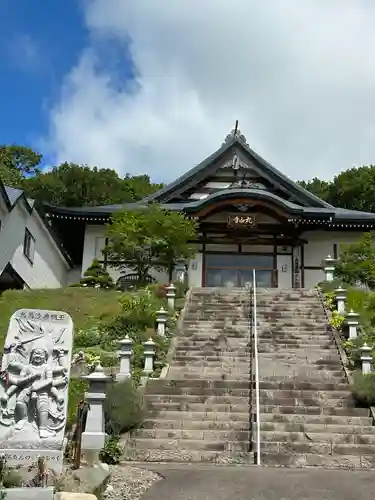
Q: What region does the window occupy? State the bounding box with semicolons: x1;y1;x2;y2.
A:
24;229;35;264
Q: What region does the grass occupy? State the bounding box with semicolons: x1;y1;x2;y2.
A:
0;287;122;348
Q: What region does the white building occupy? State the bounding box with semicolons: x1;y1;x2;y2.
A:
40;128;375;289
0;183;72;291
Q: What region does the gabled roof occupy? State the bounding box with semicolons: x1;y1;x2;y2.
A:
143;130;334;209
0;179;73;266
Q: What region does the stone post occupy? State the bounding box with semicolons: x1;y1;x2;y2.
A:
166;283;177;310
156;307;168;337
144;338;156;374
81;364;111;465
334;286;347;314
360;343;373;375
346;310;360;339
116;335;133;381
323;255;335;282
174;260;186;283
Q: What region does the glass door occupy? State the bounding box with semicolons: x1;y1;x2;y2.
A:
204;253;275;287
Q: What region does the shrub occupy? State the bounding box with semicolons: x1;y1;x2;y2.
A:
99;436;123;465
74;325;102;348
2;469;22;488
104;379;143;436
80;259;114;289
350;371;375;407
329;310;345;330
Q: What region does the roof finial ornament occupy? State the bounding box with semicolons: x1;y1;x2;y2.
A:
223;120;249;146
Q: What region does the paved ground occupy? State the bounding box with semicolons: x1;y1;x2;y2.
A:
139;464;375;500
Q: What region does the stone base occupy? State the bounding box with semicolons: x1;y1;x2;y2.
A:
0;447;63;474
3;486;54;500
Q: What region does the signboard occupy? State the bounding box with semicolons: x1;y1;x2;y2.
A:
227;215;256;228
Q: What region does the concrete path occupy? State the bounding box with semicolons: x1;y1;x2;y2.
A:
140;464;375;500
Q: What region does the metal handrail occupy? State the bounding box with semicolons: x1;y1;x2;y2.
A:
252;269;261;465
247;281;253;454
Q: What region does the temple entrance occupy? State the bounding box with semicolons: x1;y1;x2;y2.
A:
204;253;276;287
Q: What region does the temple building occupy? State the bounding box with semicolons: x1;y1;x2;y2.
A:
45;127;375;289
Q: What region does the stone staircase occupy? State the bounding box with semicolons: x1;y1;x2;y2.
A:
125;287;253;463
255;288;375;469
124;287;375;468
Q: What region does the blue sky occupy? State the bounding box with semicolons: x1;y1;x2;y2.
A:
0;0;88;165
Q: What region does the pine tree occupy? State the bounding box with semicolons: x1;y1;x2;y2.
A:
80;259;114;289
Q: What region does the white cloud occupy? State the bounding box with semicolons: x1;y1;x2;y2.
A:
46;0;375;182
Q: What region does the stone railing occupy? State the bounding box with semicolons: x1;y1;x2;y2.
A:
322;255;374;376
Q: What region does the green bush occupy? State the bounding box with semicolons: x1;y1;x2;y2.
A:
2;469;22;488
79;259;114;289
74;325;103;348
99;436;123;465
350;371;375;407
104;379;143;436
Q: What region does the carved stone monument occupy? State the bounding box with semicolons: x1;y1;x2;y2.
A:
0;309;73;474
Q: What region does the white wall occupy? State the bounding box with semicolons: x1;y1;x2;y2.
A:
188;254;203;287
302;230;366;288
0;201;70;289
277;254;292;288
302;230;361;267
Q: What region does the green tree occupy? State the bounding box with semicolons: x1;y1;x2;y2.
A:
105;205;197;283
299;165;375;212
335;232;375;289
79;259;114;289
21;163;163;207
298;177;332;202
0;145;42;187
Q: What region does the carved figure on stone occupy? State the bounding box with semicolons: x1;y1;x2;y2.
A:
0;310;73;442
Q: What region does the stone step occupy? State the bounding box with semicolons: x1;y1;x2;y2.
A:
258;441;375;456
136;428;251;440
259;452;367;468
146;401;250;412
259;381;349;390
147;379;250;389
146;389;351;400
261;413;372;426
142;419;250;430
260;422;375;435
257;396;354;407
173;355;250;361
147;380;350;391
169;374;251;382
171;361;250;368
132;438;249;452
147;410;250;421
260;405;369;416
146;395;249;405
146;386;251;397
123;448;254;463
259;431;375;445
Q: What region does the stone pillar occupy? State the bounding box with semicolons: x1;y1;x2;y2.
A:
156;307;168;337
323;255;335;282
346;310;360;339
334;286;347;314
144;338;156;374
116;335;133;381
81;364;111;465
174;260;186;283
360;343;373;375
166;284;177;310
